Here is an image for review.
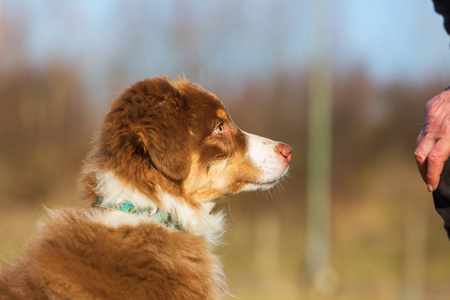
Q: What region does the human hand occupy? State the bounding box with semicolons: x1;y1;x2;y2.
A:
415;89;450;192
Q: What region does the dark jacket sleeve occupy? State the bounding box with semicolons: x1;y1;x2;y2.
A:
433;159;450;238
433;0;450;34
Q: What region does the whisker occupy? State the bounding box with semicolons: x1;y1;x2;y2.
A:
228;201;243;232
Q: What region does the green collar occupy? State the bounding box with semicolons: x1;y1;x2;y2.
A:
92;198;182;231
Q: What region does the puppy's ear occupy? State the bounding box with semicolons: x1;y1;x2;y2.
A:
135;118;191;181
108;77;192;181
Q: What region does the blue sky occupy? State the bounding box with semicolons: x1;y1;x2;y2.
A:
2;0;450;95
335;0;450;81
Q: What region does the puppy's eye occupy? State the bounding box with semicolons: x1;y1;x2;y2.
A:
215;124;224;135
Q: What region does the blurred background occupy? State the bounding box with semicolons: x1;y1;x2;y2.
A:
1;1;450;299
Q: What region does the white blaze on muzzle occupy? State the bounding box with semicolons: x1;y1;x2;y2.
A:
244;132;291;185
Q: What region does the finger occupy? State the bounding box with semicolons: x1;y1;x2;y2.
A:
427;138;450;191
415;130;437;166
416;129;426;147
415;129;438;184
416;158;428;184
414;139;428;183
416;102;445;154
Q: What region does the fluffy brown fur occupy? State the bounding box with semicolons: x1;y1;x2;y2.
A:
0;209;220;299
0;75;291;299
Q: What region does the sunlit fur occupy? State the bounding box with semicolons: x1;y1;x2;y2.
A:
0;76;291;299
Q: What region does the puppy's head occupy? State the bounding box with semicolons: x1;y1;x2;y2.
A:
85;76;291;207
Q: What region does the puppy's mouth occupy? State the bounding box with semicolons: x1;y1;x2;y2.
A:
241;165;290;186
237;179;279;186
236;165;290;187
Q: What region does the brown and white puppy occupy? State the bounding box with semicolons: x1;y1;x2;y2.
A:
0;76;291;299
